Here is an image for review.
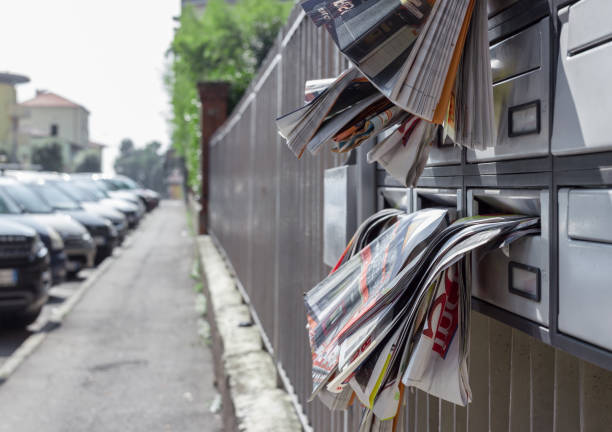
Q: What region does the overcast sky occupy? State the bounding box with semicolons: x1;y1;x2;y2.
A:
0;0;181;173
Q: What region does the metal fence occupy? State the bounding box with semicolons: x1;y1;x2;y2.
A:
207;5;612;432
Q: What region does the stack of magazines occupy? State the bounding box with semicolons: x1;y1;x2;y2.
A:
305;208;539;430
276;0;494;186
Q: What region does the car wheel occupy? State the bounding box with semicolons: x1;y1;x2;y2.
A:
3;307;43;328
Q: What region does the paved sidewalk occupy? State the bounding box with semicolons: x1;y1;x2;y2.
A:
0;201;222;432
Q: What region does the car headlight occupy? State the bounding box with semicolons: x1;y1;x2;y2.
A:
48;228;64;250
31;236;48;259
82;231;92;242
106;220;118;237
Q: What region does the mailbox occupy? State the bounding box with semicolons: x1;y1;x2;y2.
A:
467;189;550;325
323;166;357;267
427;133;462;166
552;1;612;155
467;17;551;162
377;187;412;212
558;188;612;351
413;188;462;222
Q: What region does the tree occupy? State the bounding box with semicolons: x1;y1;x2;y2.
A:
114;140;164;193
75;153;101;173
120;138;134;155
32;142;64;172
165;0;292;193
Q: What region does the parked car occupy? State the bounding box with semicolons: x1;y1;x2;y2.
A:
0;219;50;327
0;178;95;277
46;177;142;230
0;188;66;284
85;174;160;212
22;179;119;264
84;178;147;219
73;175;147;217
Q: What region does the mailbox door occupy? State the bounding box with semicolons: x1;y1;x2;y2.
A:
468;189;550;325
427;140;462;167
413;188;462;221
377;187;412;212
552;1;612;155
467;18;551;162
558;188;612;351
323;166;357;267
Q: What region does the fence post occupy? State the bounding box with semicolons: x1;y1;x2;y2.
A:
197;82;229;235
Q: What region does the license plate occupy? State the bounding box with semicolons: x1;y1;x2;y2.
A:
94;236;106;246
66;261;80;272
0;269;17;287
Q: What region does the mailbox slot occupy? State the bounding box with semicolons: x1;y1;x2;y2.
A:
558;188;612;351
467;188;550;325
468;18;550;162
377;187;412;212
552;1;612;155
413;188;462;222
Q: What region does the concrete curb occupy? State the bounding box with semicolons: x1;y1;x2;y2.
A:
196;235;301;432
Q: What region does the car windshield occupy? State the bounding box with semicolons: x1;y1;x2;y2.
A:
92;181;112;197
29;183;81;210
1;183;53;213
74;182;106;200
50;181;93;203
0;189;23;214
118;177;140;189
101;179;120;191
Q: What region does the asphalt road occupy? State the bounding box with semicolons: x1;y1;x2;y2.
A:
0;201;222;432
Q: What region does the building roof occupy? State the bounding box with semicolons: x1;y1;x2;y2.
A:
87;141;106;149
0;72;29;85
21;90;89;112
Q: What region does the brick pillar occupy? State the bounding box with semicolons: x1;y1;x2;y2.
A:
197;82;229;235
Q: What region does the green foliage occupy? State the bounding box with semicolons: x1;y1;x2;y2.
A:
165;0;292;194
75;153;102;173
120;138;135;155
32;142;64;172
114;139;164;192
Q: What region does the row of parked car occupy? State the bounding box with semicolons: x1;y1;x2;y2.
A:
0;172;160;327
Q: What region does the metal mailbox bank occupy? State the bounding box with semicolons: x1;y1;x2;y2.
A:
206;0;612;430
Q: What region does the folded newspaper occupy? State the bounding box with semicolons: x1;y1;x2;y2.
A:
276;0;495;186
305;208;539;430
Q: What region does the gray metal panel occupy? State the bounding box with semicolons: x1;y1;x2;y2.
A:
487;0;521;17
559;188;612;351
427;142;463;166
467;188;550;326
552;6;612;155
490;24;542;83
567;0;612;54
413;187;463;220
323;166;357;267
567;189;612;243
468;18;551;162
377;187;412;212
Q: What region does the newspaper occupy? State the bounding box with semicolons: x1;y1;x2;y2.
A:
299;0;495;147
304;208;541;428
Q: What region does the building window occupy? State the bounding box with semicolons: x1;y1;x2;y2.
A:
50;124;58;136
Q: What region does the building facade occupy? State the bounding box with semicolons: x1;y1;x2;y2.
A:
19;90;100;171
0;72;30;163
